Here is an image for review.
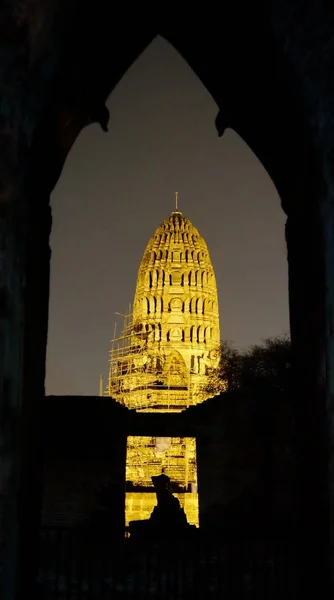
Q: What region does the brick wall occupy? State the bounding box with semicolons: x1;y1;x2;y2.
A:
42;396;128;542
42;394;297;538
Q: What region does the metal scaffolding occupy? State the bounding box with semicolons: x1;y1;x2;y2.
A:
106;311;191;411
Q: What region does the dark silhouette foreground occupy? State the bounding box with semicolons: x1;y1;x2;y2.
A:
129;473;196;541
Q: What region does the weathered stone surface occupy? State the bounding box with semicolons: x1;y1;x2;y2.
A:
42;396;128;533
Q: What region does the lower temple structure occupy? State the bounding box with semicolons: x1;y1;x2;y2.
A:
41;393;297;533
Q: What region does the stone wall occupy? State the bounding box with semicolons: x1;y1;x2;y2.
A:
193;393;297;534
42;396;128;541
42;394;297;537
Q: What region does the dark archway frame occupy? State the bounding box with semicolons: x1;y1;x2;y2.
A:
1;5;333;599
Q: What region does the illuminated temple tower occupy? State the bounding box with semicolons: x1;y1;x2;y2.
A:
105;196;222;526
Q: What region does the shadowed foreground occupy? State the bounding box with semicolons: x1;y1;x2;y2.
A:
38;528;297;599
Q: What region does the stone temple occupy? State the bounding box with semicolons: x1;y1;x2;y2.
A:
105;199;222;526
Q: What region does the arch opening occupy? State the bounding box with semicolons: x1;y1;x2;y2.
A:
44;35;289;532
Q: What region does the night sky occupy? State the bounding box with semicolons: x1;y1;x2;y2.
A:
45;37;289;396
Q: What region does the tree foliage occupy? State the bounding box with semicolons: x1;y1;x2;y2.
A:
217;334;291;398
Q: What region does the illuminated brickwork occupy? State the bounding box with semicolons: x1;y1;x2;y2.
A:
125;492;199;527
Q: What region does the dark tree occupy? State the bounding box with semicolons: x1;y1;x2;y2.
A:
218;334;291;397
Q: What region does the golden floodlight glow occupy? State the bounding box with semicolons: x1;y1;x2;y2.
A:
105;201;223;527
